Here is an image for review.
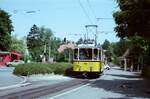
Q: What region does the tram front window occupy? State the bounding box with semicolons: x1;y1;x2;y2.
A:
79;49;92;60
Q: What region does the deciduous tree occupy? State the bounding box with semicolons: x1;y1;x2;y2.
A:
113;0;150;65
10;35;25;54
113;0;150;40
27;25;61;62
0;9;13;51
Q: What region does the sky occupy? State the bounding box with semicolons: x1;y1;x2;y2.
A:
0;0;119;44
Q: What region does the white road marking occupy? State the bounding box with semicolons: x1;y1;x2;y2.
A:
0;76;30;90
48;83;90;99
48;76;104;99
0;82;31;90
89;77;101;82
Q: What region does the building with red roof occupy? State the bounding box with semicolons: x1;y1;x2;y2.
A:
0;51;21;66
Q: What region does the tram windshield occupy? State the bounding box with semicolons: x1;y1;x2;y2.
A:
74;48;100;60
79;48;92;60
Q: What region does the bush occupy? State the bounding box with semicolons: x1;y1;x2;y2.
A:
47;63;70;74
13;62;71;76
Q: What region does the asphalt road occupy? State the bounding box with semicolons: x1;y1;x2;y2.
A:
1;66;150;99
43;67;150;99
0;78;87;99
0;67;24;88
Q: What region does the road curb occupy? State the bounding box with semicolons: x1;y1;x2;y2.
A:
0;76;31;90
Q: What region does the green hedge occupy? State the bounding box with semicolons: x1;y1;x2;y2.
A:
13;63;71;76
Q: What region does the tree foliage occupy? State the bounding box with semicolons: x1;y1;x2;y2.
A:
110;37;149;66
109;39;130;64
0;9;13;51
102;40;110;50
76;38;84;45
113;39;129;57
27;24;42;61
27;25;61;62
10;35;25;54
113;0;150;40
113;0;150;65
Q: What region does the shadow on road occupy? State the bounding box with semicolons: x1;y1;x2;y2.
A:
105;74;142;79
66;73;101;79
90;75;150;98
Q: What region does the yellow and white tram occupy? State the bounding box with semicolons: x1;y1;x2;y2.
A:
72;44;104;77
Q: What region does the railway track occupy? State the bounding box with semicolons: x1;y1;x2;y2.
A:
0;79;90;99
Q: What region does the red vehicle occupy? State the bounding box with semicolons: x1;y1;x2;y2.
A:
0;51;21;66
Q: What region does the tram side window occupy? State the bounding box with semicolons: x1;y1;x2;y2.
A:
99;50;102;60
74;49;78;59
79;49;92;60
93;49;98;60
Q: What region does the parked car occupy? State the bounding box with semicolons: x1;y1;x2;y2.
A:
6;60;25;66
104;64;110;70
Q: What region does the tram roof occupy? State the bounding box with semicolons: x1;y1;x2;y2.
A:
75;44;102;49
